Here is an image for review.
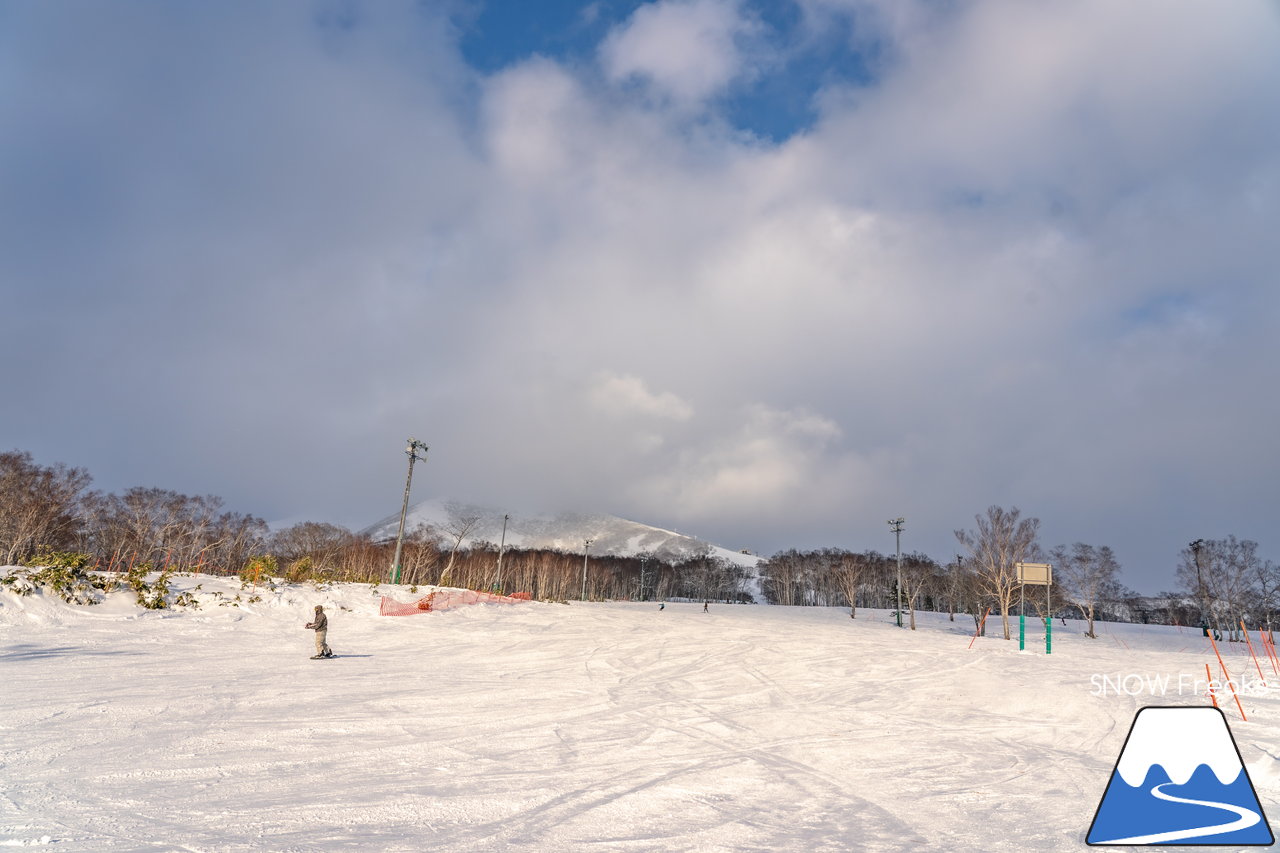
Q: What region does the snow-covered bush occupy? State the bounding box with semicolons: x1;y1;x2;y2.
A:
21;548;95;571
2;563;113;605
124;564;174;609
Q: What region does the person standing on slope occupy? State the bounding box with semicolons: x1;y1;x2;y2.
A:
305;605;333;659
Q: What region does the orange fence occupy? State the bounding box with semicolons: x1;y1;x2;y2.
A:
379;589;532;616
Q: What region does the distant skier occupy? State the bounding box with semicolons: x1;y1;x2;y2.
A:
703;600;709;613
305;605;333;659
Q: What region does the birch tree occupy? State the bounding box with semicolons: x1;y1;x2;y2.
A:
832;551;871;618
900;555;940;630
1050;543;1120;639
437;513;481;587
955;505;1041;641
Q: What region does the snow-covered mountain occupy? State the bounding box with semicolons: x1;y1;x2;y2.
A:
361;497;762;572
1115;706;1245;787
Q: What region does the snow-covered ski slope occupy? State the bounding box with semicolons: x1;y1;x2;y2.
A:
3;573;1280;852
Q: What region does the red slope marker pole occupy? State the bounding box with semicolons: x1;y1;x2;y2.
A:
1262;633;1280;678
968;607;990;650
1240;619;1266;686
1209;634;1246;722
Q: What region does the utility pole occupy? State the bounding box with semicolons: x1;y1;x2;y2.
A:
640;556;649;601
494;513;509;593
889;518;905;628
1191;538;1210;636
581;539;593;602
391;438;429;585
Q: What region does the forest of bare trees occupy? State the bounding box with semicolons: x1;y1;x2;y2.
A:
1172;536;1280;639
0;449;751;603
5;451;1280;627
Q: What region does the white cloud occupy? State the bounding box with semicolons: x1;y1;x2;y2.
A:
630;405;857;520
483;58;591;183
588;372;694;421
600;0;763;106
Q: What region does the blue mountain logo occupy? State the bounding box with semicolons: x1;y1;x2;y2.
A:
1088;706;1274;846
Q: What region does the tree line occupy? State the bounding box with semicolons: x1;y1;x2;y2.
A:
4;451;1277;630
756;505;1280;642
0;449;748;602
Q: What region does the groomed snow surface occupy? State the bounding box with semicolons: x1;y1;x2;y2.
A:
3;574;1280;852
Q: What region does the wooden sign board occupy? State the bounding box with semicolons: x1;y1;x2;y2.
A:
1016;561;1053;586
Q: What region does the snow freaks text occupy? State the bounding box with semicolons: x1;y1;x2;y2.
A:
1090;672;1278;698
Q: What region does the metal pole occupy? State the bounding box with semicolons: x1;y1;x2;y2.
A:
495;513;509;592
889;518;905;627
581;539;593;601
1046;573;1052;654
391;439;428;585
1019;584;1025;651
1191;539;1209;637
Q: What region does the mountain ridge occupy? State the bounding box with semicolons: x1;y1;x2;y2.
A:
362;498;765;602
361;497;762;571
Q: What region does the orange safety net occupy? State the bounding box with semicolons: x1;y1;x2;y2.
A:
379;589;532;615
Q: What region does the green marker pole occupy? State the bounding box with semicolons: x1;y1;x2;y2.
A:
1046;580;1052;654
1019;584;1025;651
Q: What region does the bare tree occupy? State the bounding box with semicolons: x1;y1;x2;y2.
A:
832;551;871;618
955;505;1041;641
271;521;354;569
0;450;92;564
1253;559;1280;634
1218;537;1261;640
958;562;991;635
437;513;481;587
900;555;940;630
760;550;804;606
82;487;266;574
1050;543;1121;639
1177;536;1260;641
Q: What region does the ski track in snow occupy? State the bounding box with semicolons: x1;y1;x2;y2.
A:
1;575;1278;851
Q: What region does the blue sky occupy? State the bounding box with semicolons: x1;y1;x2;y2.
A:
456;0;884;141
2;0;1279;593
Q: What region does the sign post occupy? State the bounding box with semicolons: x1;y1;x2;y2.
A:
1019;582;1026;651
1016;562;1053;654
